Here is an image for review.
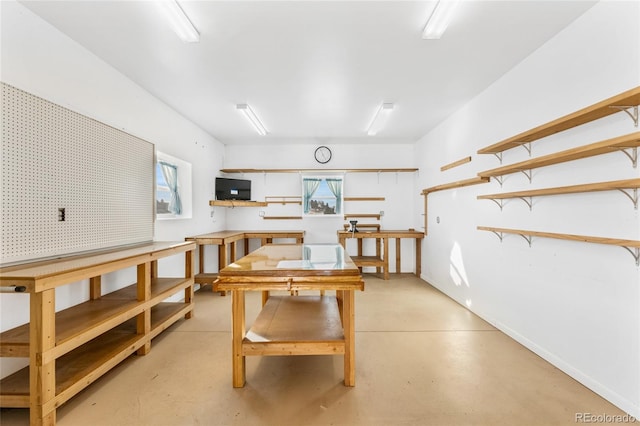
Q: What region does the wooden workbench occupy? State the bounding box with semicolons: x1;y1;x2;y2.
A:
337;229;425;279
0;241;195;425
185;230;304;292
215;243;364;387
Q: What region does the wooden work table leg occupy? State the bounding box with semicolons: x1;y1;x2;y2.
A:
198;244;205;274
30;289;56;425
217;245;228;296
415;238;422;277
232;290;246;387
343;290;356;386
137;262;152;355
395;238;401;274
185;249;194;319
383;237;389;280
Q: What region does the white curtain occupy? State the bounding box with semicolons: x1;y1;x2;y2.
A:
325;178;343;214
303;178;321;214
160;161;182;215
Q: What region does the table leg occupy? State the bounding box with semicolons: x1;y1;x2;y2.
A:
343;290;355;386
395;238;401;274
383;237;389;280
232;290;246;387
415;237;422;277
30;289;56;425
376;238;381;274
217;244;228;296
198;244;205;274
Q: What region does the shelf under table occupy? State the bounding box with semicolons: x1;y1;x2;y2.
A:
243;295;345;356
0;302;190;408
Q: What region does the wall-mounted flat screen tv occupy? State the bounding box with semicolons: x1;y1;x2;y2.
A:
215;177;251;201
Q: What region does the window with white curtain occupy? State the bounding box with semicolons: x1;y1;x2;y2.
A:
302;175;343;216
156;151;192;219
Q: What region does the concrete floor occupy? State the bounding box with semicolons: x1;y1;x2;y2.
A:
1;275;627;425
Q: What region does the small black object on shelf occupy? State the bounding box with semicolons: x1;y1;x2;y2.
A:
349;220;359;233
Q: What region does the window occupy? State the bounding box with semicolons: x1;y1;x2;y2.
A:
302;175;343;217
156;151;192;219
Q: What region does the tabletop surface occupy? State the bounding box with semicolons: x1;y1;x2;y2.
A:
219;243;360;276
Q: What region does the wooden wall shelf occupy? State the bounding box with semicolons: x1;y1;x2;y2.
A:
209;200;268;207
344;197;386;201
440;156;472;171
478;86;640;155
420;176;490;234
265;196;301;205
220;168;418;174
478;226;640;265
262;216;303;220
344;213;381;220
478;178;640;210
421;176;490;195
478;132;640;182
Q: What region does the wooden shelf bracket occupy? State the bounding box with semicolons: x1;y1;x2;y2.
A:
610;105;639;127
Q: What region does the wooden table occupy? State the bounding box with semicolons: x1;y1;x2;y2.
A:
337;230;425;280
215;244;364;387
0;241;195;425
185;230;304;292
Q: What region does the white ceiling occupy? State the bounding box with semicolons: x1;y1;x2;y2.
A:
19;0;597;145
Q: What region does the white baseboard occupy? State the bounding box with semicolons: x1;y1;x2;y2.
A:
420;273;640;419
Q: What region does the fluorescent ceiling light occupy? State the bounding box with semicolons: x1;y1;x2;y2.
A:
237;104;268;136
367;103;394;136
158;0;200;43
422;0;459;39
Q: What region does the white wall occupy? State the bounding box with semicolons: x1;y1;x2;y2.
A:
0;1;225;378
222;142;420;268
416;0;639;417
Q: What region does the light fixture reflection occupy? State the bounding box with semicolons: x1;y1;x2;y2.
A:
367;103;394;136
422;0;459;39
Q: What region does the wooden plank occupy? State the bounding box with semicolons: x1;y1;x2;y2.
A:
262;216;303;220
440;156;472;171
344;214;381;220
343;197;385;201
421;176;490;195
232;290;246;388
477;226;640;248
209;200;268;207
245;296;344;344
478;86;640;154
478;132;640;178
343;291;355;386
0;241;195;293
243;340;344;356
478;178;640;200
220;168;418;174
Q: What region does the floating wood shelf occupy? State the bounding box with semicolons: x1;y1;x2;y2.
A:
477;226;640;265
420;176;490;235
421;176;490;195
478;132;640;183
209;200;268;207
344;197;386;201
478;86;640;155
262;216;303;220
441;156;472;171
344;214;381;220
478;178;640;210
220;168;418;174
265;196;302;205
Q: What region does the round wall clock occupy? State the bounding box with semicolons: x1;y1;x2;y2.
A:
314;146;332;164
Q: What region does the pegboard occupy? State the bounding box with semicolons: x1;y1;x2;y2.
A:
1;82;154;265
